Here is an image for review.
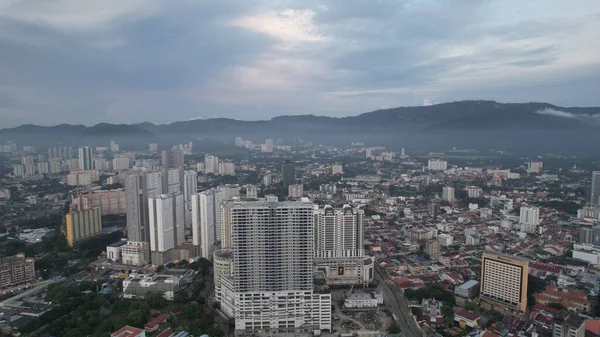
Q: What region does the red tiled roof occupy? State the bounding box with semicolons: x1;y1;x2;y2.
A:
455;309;481;321
145;314;166;328
586;319;600;334
533;303;561;315
157;328;174;337
112;326;144;337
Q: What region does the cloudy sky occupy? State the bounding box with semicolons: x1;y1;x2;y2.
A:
1;0;599;127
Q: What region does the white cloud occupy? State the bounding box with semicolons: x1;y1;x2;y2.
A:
423;99;433;106
534;108;575;118
0;0;160;32
230;9;323;46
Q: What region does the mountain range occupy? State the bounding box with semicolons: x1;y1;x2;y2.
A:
2;100;599;154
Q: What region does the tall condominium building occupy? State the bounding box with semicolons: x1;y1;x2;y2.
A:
204;155;219;174
0;254;36;289
112;157;130;171
288;184;304;198
553;311;585;337
313;205;373;285
314;205;364;258
12;164;24;177
425;239;441;259
78;146;93;171
72;189;126;215
428;159;447;171
467;186;482;198
49;160;63;174
192;186;240;259
428;203;440;219
218;162;235;176
110;141;120;152
579;227;600;246
331;164;343;175
161;147;185;168
519;206;540;234
261;139;273;153
162;167;183;194
183;170;197;227
149;143;158;152
125;170;164;243
217;196;331;333
21;156;34;166
591;171;600;206
65;206;102;247
171;146;184;167
480;251;529;313
24;164;36;176
37;162;49;174
281;161;295;187
527;160;543;173
48;146;72;160
442;186;455;203
183;171;197;203
235;137;244;147
148;193;185;265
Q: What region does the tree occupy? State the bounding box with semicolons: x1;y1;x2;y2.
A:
127;310;149;327
182;302;203;320
411;307;423;318
442;302;454;324
547;302;566;310
465;301;479;311
156;265;165;273
197;258;212;275
145;292;167;309
388;322;401;334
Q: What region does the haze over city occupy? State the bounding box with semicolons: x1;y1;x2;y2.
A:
2;2;600;337
1;0;600;126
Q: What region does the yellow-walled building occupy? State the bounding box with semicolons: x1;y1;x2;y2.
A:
480;251;529;314
65;207;102;247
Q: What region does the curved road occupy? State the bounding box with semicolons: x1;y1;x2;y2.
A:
375;265;422;337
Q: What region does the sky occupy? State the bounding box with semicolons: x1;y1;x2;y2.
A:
0;0;599;127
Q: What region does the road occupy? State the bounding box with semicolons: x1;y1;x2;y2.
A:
375;265;422;337
0;279;55;307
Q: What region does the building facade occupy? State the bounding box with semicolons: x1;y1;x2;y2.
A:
192;185;240;259
0;254;36;289
442;186;455;203
217;196;331;333
148;193;185;265
313;205;373;285
65;206;102;247
480;251;529;313
519;206;540;233
78;146;93;171
428;159;447;171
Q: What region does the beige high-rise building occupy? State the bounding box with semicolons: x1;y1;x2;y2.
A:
425;239;441;259
288;184;304;198
218;162;235;176
331;164;343;175
0;254;36;289
480;251;529;313
72;189;127;215
442;186;455;203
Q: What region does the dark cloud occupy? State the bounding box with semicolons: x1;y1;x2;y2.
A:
0;0;599;126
